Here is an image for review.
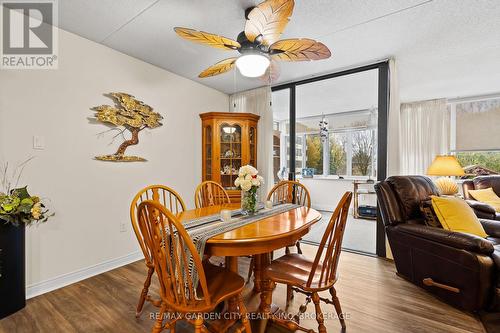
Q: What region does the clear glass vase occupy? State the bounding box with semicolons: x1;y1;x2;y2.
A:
241;188;258;216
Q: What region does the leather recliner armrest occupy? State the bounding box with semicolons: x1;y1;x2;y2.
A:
480;219;500;238
466;200;496;220
394;223;494;255
467;200;496;214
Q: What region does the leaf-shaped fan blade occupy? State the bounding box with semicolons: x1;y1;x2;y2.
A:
260;60;281;84
174;27;240;50
270;38;331;61
199;58;237;78
245;0;294;46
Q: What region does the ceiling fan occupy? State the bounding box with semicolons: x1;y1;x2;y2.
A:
174;0;331;80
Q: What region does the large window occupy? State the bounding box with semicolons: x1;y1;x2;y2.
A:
450;97;500;173
284;110;377;178
285;135;303;172
456;151;500;173
305;134;323;174
272;89;290;182
270;62;389;258
352;129;376;176
329;132;347;175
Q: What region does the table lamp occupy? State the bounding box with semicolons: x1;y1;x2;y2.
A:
426;155;465;195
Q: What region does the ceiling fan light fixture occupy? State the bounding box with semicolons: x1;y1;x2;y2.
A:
175;0;331;79
235;54;270;77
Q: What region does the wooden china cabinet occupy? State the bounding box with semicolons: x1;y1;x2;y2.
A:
200;112;260;203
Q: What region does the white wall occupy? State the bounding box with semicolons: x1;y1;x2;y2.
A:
0;28;228;295
300;178;376;212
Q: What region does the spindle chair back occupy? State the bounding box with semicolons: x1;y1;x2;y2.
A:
194;181;231;208
130;185;186;317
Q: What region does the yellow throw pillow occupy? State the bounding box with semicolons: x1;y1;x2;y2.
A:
431;195;488;238
468;187;500;212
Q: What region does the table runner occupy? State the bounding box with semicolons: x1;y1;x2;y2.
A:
172;203;301;294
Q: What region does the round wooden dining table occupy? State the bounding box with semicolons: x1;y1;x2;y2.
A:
178;203;322;332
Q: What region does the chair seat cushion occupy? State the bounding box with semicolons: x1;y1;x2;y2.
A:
263;253;333;291
198;262;245;306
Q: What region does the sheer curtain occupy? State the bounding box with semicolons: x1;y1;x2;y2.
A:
400;99;450;175
229;87;274;194
387;58;401;176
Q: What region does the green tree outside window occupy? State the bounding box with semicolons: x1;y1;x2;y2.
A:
305;135;323;175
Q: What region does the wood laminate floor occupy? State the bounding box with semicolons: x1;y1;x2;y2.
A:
0;244;485;333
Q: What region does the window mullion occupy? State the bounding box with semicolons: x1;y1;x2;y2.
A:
347;132;353;176
323;137;329;176
301;134;305;173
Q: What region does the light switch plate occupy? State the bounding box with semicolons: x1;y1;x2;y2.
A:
33;136;45;150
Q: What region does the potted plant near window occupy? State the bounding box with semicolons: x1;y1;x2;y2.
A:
0;162;53;319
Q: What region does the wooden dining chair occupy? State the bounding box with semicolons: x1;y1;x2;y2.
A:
267;180;311;254
246;181;311;296
130;185;186;318
268;180;311;208
195;180;231;208
137;200;252;333
261;192;353;333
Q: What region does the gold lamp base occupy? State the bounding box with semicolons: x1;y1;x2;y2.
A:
434;177;459;195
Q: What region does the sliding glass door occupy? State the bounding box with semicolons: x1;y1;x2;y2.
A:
271;62;389;257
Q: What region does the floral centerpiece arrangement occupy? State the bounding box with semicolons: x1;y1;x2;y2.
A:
0;160;53;227
235;165;264;215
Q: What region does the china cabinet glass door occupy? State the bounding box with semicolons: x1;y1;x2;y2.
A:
220;123;242;190
204;125;212;180
249;126;256;167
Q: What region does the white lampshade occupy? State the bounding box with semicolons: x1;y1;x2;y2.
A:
235;54;270;78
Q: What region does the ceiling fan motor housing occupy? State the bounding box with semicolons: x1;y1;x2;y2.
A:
244;7;255;20
236;31;267;55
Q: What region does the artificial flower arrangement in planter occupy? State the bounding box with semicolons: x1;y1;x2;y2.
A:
234;165;264;215
0;161;53;319
0;187;52;226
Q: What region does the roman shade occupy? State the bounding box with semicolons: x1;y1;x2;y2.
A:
455;99;500;151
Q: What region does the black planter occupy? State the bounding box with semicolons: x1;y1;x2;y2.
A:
0;222;26;319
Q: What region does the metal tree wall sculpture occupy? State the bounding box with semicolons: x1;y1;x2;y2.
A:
91;93;163;162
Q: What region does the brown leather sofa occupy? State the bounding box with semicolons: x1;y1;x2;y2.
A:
376;175;500;311
463;176;500;221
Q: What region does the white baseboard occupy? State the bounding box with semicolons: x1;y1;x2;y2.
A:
26;251;144;299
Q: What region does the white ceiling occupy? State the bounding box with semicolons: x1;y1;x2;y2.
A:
58;0;500;101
